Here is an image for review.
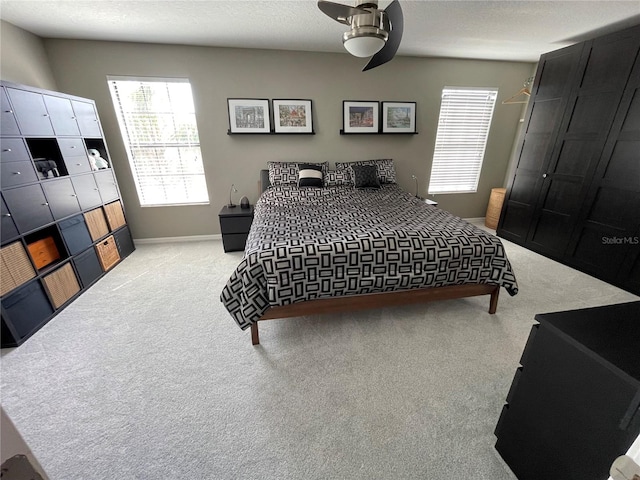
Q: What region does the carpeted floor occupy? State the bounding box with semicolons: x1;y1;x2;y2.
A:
1;225;637;480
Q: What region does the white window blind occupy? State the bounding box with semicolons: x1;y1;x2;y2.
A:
428;87;498;194
107;77;209;206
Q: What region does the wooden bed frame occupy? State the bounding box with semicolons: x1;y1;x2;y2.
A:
250;283;499;345
250;170;500;345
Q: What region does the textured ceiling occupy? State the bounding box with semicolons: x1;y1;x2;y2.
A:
1;0;639;62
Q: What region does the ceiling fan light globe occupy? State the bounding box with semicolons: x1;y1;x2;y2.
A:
342;28;388;57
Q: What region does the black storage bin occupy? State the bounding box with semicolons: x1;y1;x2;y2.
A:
113;226;135;258
1;280;53;346
73;247;103;288
59;214;93;255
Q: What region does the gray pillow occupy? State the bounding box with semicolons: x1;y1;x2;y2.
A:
352;165;381;189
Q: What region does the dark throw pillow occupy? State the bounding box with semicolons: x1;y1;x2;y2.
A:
352;165;381;189
298;163;324;188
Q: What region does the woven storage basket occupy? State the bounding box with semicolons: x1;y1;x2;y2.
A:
1;241;37;296
485;188;506;229
104;201;126;231
95;235;120;271
84;207;109;241
42;262;80;309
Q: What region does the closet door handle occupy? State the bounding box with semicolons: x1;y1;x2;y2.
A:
542;173;548;179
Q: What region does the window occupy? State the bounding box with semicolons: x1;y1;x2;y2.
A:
428;87;498;194
107;77;209;206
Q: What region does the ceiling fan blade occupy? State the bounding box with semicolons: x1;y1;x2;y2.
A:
318;0;368;25
363;0;403;71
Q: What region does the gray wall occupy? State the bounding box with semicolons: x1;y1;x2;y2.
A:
3;23;535;239
0;20;57;91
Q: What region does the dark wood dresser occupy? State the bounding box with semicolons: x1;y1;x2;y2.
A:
495;301;640;480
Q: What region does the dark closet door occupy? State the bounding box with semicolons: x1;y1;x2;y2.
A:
3;184;54;233
498;43;583;244
42;95;81;136
1;194;19;244
1;88;20;136
525;28;640;257
6;88;54;136
567;50;640;291
41;178;81;220
71;100;102;137
71;174;102;210
95;170;119;203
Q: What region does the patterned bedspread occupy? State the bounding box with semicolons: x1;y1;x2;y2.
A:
220;184;519;330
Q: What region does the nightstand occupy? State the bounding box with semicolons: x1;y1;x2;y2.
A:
219;205;254;252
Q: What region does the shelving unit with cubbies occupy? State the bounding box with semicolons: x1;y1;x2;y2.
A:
0;80;135;347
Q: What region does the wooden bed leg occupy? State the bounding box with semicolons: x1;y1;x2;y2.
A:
251;322;260;345
489;287;500;314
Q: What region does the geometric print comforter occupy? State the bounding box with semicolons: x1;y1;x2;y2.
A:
220;184;519;330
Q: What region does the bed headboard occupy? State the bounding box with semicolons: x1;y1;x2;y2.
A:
260;169;270;193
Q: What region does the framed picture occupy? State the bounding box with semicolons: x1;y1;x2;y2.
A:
227;98;271;133
272;99;314;133
342;100;379;133
382;101;417;133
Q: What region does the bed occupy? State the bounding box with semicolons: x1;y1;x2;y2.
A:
220;161;519;345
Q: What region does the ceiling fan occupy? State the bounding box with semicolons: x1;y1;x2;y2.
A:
317;0;404;71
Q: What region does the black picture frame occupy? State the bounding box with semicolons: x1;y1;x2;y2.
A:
342;100;380;134
227;98;271;134
381;101;417;133
272;99;314;134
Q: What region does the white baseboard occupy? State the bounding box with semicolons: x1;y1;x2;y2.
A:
133;234;221;245
134;218;488;244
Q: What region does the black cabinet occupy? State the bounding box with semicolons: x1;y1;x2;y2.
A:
5;87;55;136
42;95;81;136
1;194;19;243
0;159;39;189
0;88;20;136
3;184;54;233
219;205;254;252
0;81;135;347
498;24;640;295
495;301;640;480
95;169;119;203
58;137;92;175
71;174;102;210
1;137;30;162
71;100;101;137
42;178;81;219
